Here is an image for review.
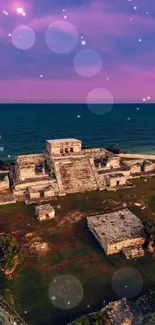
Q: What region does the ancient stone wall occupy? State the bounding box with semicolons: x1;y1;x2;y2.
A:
14;178;55;191
108;157;121;169
16;153;45;165
19;166;36;179
109;176;127;188
106;237;145;255
44;187;55;197
98;169;130;177
144;164;155;172
122;246;144;259
82;148;107;158
89;158;105;190
0;192;16;205
130;164;141;174
29;190;40;200
0;178;10;191
109;176;118;187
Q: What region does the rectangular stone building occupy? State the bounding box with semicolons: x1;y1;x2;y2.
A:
87;208;145;258
105;173;128;189
35;204;55;222
46;138;82;155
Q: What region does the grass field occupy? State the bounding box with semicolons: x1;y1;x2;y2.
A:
1;177;155;324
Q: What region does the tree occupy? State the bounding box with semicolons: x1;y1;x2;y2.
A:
74;312;108;325
0;234;23;276
143;219;155;253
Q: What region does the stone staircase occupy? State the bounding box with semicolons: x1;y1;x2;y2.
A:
54;161;66;196
58;157;99;193
89;158;105;190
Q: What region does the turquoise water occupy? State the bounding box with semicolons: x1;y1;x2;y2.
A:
0;104;154;160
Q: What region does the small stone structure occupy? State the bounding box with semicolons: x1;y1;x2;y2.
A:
105;173;128;189
102;298;134;325
35;204;55;222
87;208;145;258
46;138;82;155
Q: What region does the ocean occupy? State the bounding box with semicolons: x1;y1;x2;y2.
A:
0;103;154;160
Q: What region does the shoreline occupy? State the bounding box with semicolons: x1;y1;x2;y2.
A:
1;148;155;163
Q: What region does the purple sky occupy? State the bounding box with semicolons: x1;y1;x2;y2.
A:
0;0;155;103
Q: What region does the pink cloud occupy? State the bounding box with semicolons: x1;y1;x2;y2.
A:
0;64;154;102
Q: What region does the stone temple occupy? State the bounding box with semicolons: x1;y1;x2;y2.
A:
3;137;154;204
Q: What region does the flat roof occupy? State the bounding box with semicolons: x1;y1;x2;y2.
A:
35;204;54;212
16;154;45;166
47;138;81;144
87;208;144;245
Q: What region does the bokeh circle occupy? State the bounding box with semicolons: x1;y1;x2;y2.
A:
49;274;83;310
45;20;78;54
11;26;35;50
112;267;143;299
86;88;113;115
74;49;102;77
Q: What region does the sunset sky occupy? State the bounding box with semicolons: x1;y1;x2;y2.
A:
0;0;155;103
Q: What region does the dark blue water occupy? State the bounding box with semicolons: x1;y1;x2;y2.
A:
0;103;154;160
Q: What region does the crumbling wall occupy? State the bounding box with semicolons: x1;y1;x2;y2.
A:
44;187;55;197
109;176;127;188
0;176;10;191
144;164;155;172
108;157;120;169
130;164;141;174
29;190;40;199
19;166;36;179
16;153;45;165
106;237;145;255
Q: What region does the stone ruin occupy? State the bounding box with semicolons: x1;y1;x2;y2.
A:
35;204;55;222
87;208;145;259
0;137;154;205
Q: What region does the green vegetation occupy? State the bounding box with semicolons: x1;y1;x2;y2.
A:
143;219;155;252
0;234;23;276
74;312;108;325
2;177;155;324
